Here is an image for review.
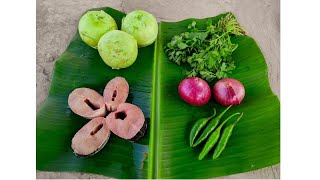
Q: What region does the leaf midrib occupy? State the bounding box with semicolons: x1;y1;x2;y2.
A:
148;22;162;179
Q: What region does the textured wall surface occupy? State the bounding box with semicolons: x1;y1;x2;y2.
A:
37;0;280;179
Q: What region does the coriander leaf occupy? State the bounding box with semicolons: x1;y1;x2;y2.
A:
177;42;188;49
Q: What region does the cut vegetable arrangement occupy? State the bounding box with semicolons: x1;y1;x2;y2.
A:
37;7;280;179
69;77;147;156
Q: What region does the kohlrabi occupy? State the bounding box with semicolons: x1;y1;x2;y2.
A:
78;10;118;49
121;10;158;47
98;30;138;69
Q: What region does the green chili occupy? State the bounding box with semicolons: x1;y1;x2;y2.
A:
212;113;243;159
198;112;240;160
189;108;217;147
193;105;232;147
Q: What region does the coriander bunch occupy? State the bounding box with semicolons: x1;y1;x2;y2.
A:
165;13;245;82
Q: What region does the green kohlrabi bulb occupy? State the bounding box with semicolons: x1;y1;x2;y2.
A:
78;10;118;48
121;10;158;47
98;30;138;69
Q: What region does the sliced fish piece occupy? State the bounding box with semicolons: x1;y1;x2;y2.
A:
71;117;111;156
105;103;146;141
104;77;129;112
68;88;106;119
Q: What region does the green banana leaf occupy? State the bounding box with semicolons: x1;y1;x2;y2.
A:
37;7;280;179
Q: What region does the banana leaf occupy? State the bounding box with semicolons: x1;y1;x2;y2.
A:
36;7;280;179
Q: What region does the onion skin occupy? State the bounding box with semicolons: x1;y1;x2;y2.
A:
178;77;211;106
213;78;245;106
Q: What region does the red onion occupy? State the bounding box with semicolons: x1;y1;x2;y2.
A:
213;78;245;106
178;77;211;106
